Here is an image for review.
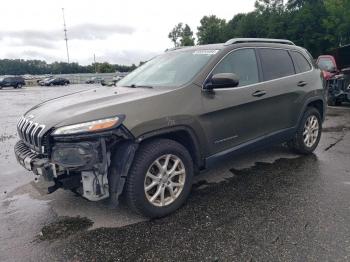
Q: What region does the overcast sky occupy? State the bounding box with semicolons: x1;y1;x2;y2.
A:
0;0;256;65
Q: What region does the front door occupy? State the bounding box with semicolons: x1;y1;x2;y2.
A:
199;48;268;155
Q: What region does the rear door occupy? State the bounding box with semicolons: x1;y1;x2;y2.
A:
255;48;305;132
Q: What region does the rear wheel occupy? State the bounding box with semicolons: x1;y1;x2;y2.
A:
288;107;322;154
124;139;193;218
16;84;22;89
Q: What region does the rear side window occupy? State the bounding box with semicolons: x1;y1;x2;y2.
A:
259;49;295;81
290;51;312;73
213;48;259;87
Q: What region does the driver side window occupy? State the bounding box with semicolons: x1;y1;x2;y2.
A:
213;49;259;87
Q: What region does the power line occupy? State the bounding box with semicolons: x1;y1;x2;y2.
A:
62;8;70;63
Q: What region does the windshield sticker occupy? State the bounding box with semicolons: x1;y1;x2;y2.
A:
193;50;219;55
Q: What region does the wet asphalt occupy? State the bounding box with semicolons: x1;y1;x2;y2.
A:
0;85;350;262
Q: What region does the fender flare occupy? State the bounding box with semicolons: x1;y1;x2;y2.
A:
297;96;326;125
136;125;204;169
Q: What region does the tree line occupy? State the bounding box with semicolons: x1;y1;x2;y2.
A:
0;59;138;76
168;0;350;57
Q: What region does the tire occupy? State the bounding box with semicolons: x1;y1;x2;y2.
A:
124;139;194;218
17;84;22;89
288;107;322;154
50;83;54;86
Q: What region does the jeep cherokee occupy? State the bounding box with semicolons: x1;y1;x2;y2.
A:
14;38;325;218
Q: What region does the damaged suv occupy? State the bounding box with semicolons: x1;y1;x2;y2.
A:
15;38;325;217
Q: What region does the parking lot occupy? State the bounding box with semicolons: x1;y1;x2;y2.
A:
1;85;350;261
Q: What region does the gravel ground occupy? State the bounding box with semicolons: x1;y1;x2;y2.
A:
0;85;349;262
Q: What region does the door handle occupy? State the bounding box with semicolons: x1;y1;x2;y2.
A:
297;81;308;87
252;90;266;97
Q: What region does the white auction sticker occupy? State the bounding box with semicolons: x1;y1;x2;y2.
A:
193;50;219;55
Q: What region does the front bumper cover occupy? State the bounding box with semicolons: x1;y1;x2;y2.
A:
14;140;56;181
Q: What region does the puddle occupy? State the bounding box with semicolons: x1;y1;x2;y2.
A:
323;126;349;133
326;112;341;117
38;216;93;241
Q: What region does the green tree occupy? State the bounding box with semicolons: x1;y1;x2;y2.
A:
168;23;195;47
168;23;183;47
180;24;195;46
323;0;350;46
197;15;227;44
0;59;136;75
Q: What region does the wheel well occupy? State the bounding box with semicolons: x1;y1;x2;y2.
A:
139;129;203;171
307;100;324;120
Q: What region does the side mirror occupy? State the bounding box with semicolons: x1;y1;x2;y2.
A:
204;73;239;90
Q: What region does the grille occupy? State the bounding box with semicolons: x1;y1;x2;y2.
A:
17;116;46;153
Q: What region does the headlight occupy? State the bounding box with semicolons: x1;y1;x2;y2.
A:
52;116;121;135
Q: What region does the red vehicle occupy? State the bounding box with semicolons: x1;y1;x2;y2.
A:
316;55;338;80
317;45;350;106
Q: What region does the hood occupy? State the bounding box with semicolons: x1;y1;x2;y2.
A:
24;86;170;132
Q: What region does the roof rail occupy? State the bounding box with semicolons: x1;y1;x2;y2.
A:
224;38;295;46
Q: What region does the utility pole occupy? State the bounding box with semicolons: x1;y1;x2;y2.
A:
62;8;70;63
94;54;97;73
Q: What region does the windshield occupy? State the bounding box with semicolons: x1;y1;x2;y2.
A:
117;49;218;88
318;58;335;71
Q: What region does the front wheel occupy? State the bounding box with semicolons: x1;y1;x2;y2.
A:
288;107;322;154
124;139;194;218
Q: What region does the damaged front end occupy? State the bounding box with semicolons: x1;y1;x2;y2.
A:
327;71;350;104
14;119;137;204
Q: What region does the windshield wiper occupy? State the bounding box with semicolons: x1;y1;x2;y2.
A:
125;84;153;88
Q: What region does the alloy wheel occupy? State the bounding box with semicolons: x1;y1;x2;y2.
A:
303;115;319;147
144;154;186;207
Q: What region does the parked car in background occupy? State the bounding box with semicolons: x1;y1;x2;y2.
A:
15;38;325;218
317;44;350;106
85;77;104;84
0;76;25;89
100;79;115;86
112;75;124;85
40;77;70;86
317;55;338;80
38;77;53;85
